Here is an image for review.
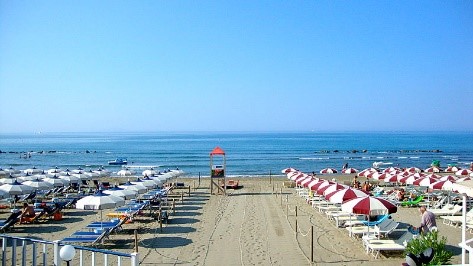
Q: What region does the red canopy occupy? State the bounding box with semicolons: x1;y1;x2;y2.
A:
210;146;225;155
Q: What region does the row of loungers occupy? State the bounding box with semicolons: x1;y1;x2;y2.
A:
296;187;416;259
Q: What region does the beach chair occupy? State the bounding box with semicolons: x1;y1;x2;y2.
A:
441;208;473;227
0;211;21;232
429;204;462;216
365;231;415;259
61;229;110;245
346;217;394;237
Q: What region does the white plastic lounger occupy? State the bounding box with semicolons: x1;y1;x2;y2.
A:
365;231;414;259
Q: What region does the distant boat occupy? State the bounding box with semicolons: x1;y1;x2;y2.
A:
108;158;128;165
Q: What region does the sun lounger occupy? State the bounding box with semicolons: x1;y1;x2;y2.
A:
429;204;462;216
346;218;394;237
365;231;414;258
400;196;424;207
61;229;110;244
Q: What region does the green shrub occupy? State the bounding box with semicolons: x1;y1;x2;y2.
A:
404;231;453;265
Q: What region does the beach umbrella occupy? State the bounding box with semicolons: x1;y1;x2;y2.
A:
341;196;398;216
301;178;314;187
384;175;399;183
0;190;7;199
429;180;455;191
23;167;42;175
281;167;298;174
59;173;80;184
0;174;18;185
103;185;137;200
413;177;438;187
456;169;472;176
47;167;61;175
295;175;310;185
399;175;418;185
325;187;368;203
43;175;68;187
359;168;378;178
372;172;391;180
425;173;442;179
288;172;303;181
5;167;21;175
310;180;332;192
76;190;125;227
307;179;320;190
315;181;336;195
383;167;401;174
425;167;441;173
119;181;147;193
117;169;135;177
342;168;358;174
319;168;338;174
457;177;472;183
445;166;460;173
84;170;100;179
405;167;421;173
131;178;156;189
142;169;158;177
308;180;323;191
23;178;53;190
439;175;457;182
0;180;33;195
72;167;85;174
320;183;346;196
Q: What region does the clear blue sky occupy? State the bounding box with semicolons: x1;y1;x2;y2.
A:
1;1;472;133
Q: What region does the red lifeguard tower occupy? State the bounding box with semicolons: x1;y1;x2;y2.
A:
210;146;226;195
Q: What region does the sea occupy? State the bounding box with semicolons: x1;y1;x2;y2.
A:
0;132;472;177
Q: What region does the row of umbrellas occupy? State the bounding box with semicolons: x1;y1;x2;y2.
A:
283;168;398;217
284;166;473;177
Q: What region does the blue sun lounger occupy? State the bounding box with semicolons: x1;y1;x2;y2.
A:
61;229;110;244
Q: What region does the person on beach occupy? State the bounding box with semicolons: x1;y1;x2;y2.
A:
397;188;406;201
414;206;437;234
19;203;36;224
352;175;360;188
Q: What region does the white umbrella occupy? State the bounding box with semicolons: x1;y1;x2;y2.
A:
320;168;338;174
23;167;42;175
131;178;155;189
43;175;68;187
5;167;21;175
103;186;137;200
0;174;18;185
59;173;80;184
0;180;33;195
76;190;125;228
23;178;53;190
119;181;147;193
142;175;163;186
72;172;91;180
0;168;6;178
84;170;99;179
47;167;62;175
117;169;135;176
142;169;157;177
342;168;358;174
281;168;298;174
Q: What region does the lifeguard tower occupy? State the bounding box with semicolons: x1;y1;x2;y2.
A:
210;146;226;195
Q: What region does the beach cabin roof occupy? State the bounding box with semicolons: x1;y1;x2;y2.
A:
210;146;225;155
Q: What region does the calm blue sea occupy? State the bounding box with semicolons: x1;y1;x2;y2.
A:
0;132;472;177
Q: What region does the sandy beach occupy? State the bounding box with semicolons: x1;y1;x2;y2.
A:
0;175;466;265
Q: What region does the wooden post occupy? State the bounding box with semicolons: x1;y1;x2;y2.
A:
159;219;163;232
269;170;272;184
286;203;288;217
172;199;176;214
134;229;138;252
295;217;298;237
295;206;298;217
198;172;201;186
311;225;314;262
193;180;196;191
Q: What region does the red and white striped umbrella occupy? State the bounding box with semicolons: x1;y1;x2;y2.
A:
439;175;457;182
456;169;472;176
383;167;401;174
372;172;391;180
413;177;438;187
325;187;368;203
429;180;455;191
405;167;421;173
289;172;304;181
307;179;321;190
282;168;299;174
384;175;399;183
301;177;314;187
295;175;310;185
399;175;418;185
308;180;323;191
425;173;442;179
341;196;398;216
320;183;346;196
445;166;460;173
310;180;333;192
457;177;472;183
319;168;338;174
342;168;358;174
425;167;441;173
359;168;378;177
